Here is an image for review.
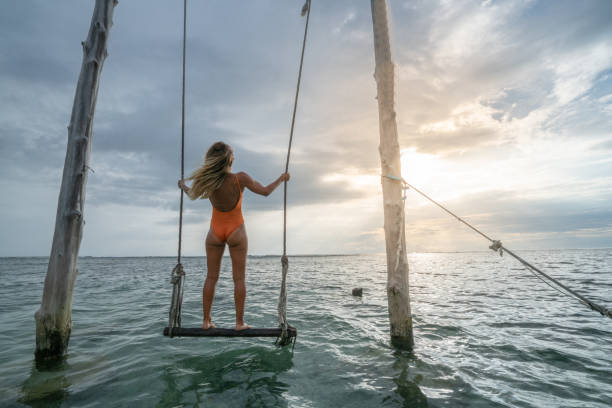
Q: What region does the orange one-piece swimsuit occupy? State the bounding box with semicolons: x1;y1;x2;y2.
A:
210;175;244;242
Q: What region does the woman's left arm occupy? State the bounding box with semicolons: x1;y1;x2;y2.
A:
238;172;289;197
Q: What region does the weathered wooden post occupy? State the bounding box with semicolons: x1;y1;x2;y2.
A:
370;0;414;348
35;0;117;361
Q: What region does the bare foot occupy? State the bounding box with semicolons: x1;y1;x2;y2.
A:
202;321;216;330
235;323;251;331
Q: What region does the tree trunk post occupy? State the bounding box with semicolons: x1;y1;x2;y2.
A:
34;0;117;361
370;0;414;349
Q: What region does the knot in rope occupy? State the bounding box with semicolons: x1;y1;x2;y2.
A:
170;263;185;284
301;0;310;16
489;240;503;256
383;174;409;200
168;262;186;337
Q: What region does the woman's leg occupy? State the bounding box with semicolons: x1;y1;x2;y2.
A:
227;224;250;330
203;228;225;329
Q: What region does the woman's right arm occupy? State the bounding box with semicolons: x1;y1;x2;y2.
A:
178;179;190;193
238;172;290;197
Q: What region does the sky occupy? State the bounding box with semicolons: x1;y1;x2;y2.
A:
1;0;611;256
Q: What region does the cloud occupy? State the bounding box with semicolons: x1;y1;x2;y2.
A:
391;0;612;157
591;139;612;151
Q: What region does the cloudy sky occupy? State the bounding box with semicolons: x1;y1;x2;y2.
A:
1;0;611;256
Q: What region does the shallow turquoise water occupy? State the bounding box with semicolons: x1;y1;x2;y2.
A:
1;251;611;407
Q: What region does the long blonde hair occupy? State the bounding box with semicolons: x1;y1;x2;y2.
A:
186;142;233;200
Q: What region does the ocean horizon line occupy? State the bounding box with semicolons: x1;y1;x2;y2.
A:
2;247;611;259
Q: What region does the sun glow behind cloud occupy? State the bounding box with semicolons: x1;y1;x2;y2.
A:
401;148;448;198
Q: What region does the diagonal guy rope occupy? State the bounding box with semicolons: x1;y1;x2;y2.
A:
384;174;612;319
278;0;312;346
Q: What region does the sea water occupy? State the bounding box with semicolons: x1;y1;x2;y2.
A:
1;250;611;407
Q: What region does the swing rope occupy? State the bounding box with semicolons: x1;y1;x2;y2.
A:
168;0;188;337
278;0;312;346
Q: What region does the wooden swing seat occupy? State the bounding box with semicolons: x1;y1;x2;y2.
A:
163;326;297;338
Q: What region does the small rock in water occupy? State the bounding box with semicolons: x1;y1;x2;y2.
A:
352;288;363;297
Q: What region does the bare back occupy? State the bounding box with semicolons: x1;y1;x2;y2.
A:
209;173;242;212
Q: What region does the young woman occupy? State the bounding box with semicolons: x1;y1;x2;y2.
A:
178;142;289;331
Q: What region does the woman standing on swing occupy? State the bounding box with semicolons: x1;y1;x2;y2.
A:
178;142;290;331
